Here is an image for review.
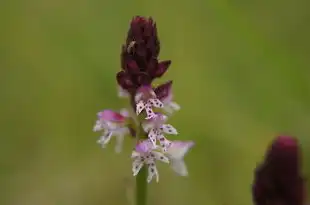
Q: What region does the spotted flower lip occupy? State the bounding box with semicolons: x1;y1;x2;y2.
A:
154;81;180;114
135;86;164;119
165;141;194;176
132;140;169;183
252;136;305;205
142;113;177;150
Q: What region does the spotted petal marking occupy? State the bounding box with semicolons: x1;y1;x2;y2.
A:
145;104;156;119
148;98;164;108
160;124;178;135
147;162;159;183
132;159;144;176
97;131;113;147
148;129;158;146
152;151;170;163
157;134;171;152
136;101;145;115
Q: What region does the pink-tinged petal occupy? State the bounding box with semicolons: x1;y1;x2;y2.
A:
154;81;173;102
119;108;130;117
148;129;158;146
136;101;145;115
171;160;188;176
160;124;178;135
136;140;153;153
154;60;171;78
167;141;194;159
135;86;156;102
148;98;163;108
97;110;126;122
144;113;168;129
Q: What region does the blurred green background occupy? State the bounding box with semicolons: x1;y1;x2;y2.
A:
1;0;310;204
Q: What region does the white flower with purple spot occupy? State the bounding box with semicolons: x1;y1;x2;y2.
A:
132;140;169;183
142;113;178;151
93;109;130;153
135;86;164;119
165;141;194;176
154;81;180;114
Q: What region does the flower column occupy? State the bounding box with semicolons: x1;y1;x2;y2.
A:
93;16;194;205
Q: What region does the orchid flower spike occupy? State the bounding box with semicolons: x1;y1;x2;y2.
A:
93;109;130;153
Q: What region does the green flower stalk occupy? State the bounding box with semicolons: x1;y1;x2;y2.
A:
93;16;194;205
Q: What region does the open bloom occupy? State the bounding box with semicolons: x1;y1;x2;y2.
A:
154;81;180;114
164;141;194;176
135;86;163;119
93;109;130;153
132;140;169;183
142;113;178;150
252;136;306;205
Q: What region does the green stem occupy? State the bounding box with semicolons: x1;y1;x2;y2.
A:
136;165;147;205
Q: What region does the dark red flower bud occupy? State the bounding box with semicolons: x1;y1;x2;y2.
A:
154;60;171;78
116;16;170;93
133;72;152;86
116;71;135;91
154;80;172;101
252;136;305;205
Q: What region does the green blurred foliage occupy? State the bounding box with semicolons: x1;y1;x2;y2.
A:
1;0;310;204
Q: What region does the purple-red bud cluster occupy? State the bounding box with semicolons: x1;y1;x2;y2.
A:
117;16;171;94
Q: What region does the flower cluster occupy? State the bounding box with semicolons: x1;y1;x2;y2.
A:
252;136;306;205
93;16;194;183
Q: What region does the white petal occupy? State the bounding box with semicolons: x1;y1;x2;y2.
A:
93;120;103;132
160;124;178;135
114;135;124;153
118;86;130;98
162;106;174;114
169;102;180;111
148;129;158;146
131;151;141;159
120;108;130;117
145;104;156;119
136;101;145;115
132;159;144;176
135;92;143;103
167;141;194;160
148;98;164;108
152;151;169;163
147;163;159;183
170;159;188;176
141;121;153;132
97;131;113;147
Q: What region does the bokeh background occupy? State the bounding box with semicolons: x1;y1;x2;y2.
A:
1;0;310;204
